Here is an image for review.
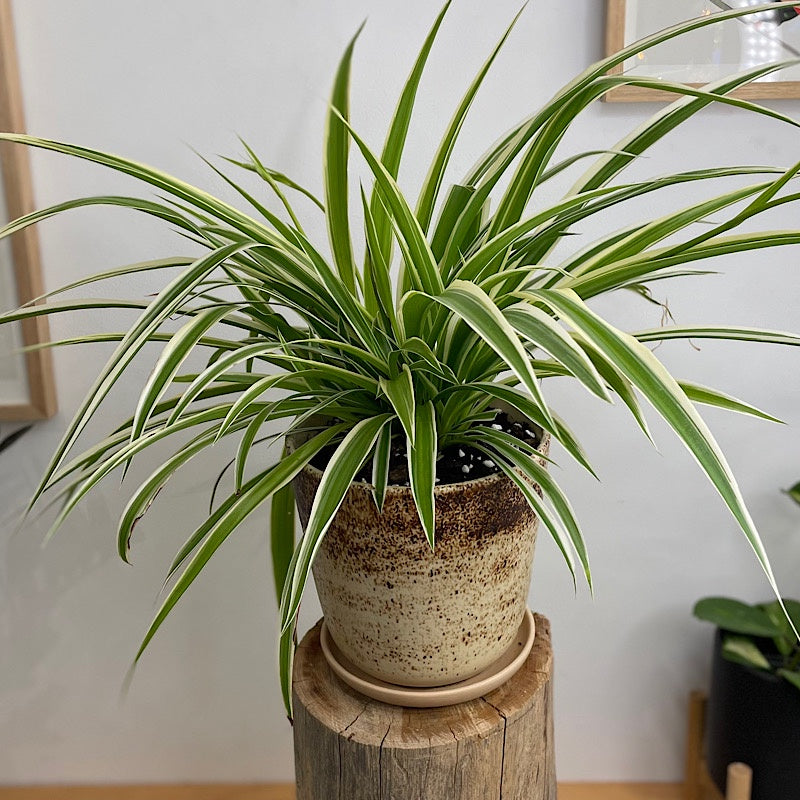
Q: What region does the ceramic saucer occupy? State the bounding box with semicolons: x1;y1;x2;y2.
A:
319;608;535;708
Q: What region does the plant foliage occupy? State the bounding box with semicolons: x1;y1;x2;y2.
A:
2;3;800;718
694;597;800;692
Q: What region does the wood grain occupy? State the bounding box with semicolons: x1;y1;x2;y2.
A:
0;788;295;800
0;783;687;799
684;691;706;800
603;0;800;102
0;0;56;420
558;783;683;800
560;786;682;800
293;614;556;799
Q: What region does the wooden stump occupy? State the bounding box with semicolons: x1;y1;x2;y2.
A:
293;613;556;800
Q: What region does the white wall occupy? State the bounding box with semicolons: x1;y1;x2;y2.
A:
2;0;800;786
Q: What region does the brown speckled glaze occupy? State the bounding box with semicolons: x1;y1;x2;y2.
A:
290;419;550;688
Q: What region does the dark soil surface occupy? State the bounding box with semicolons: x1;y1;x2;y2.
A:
309;410;541;488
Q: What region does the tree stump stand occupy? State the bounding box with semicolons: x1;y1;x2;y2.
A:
292;613;556;800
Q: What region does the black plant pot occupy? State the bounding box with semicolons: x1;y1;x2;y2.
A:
705;628;800;800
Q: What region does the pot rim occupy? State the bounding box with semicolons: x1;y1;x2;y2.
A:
715;627;788;685
288;403;549;495
299;452;508;494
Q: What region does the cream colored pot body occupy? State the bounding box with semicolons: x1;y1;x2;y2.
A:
292;429;549;687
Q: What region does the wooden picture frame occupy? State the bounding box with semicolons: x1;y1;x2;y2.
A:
0;0;56;420
605;0;800;102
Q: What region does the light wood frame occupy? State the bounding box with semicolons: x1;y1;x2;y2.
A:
0;0;55;420
684;691;753;800
605;0;800;102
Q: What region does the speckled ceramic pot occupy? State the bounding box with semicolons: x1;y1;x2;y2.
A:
290;416;550;688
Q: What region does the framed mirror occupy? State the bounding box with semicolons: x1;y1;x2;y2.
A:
0;0;55;420
605;0;800;102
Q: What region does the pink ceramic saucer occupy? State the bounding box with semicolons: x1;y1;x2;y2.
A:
319;608;535;708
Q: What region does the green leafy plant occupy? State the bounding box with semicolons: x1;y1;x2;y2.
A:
2;3;800;718
694;597;800;692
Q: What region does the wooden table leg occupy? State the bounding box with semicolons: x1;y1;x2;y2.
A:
726;763;752;800
684;691;707;800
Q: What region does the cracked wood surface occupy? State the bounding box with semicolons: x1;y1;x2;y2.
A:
292;614;555;799
0;785;688;799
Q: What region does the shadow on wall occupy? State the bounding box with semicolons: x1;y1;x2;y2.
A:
0;424;117;765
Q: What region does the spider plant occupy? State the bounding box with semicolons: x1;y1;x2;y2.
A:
2;3;800;719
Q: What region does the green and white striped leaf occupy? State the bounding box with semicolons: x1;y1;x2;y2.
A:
235;407;274;493
569;232;800;300
227;149;324;211
0;133;278;242
568;182;772;278
364;0;452;311
117;428;229;562
0;297;148;324
18;257;193;308
270;475;296;606
130;305;236;442
430;184;477;263
281;414;393;631
449;380;596;477
217;373;301;440
571;333;654;444
335;112;443;297
279;608;299;719
45;384;248;496
30;241;250;510
360;186;398;332
566;54;800;197
0;195;197;244
22;331;237;354
680;381;783;424
408;401;437;549
49;404;248;541
234;138;308;232
466;425;591;590
505;304;610;401
136;427;345;667
262;354;379;392
633;325;800;347
166;340;281;425
463;430;578;588
428;281;554;428
531;287;784;604
379;365;416;445
371;422;392;512
416;7;523;233
323;24;363;293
